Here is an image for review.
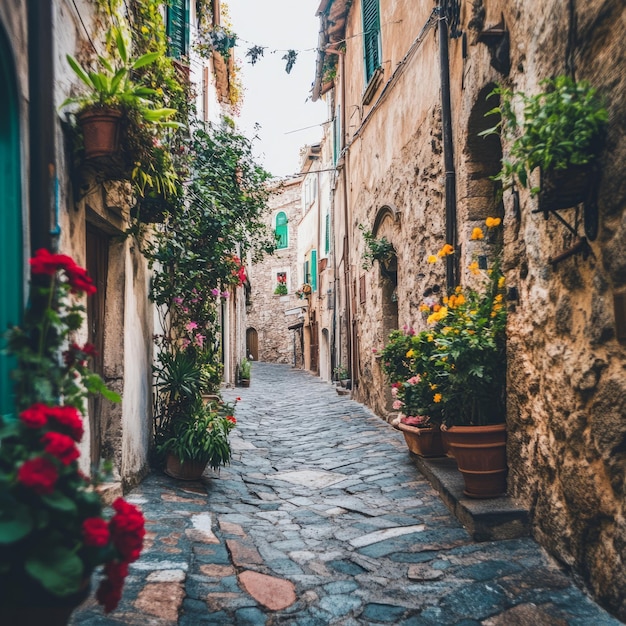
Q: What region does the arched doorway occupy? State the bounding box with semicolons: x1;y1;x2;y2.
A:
246;327;258;361
0;28;23;415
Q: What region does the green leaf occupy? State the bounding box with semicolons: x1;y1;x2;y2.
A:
132;51;161;69
114;27;128;65
66;54;93;90
41;491;78;514
26;546;83;596
0;496;34;544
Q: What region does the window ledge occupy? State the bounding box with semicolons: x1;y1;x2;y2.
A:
363;67;384;106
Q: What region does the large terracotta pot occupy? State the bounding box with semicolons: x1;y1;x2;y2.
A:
444;423;507;498
164;454;208;480
77;107;123;159
397;423;445;458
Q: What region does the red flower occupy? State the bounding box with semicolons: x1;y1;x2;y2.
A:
226;415;236;424
109;498;145;563
96;561;129;613
82;517;111;547
19;403;49;429
64;342;98;367
29;248;76;276
41;432;80;465
66;264;97;295
17;457;58;494
49;405;84;442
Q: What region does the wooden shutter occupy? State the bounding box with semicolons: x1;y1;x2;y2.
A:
0;39;22;416
276;211;288;248
167;0;189;59
311;250;318;292
362;0;381;82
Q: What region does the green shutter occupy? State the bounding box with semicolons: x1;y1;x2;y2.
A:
0;34;23;416
275;211;288;249
311;250;317;292
325;213;330;254
362;0;381;82
304;260;310;285
167;0;189;59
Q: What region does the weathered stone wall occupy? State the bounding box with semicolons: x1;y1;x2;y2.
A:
326;0;626;617
247;178;304;364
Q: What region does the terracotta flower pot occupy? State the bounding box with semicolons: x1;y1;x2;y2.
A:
444;423;507;498
397;422;446;458
164;454;208;481
77;107;123;159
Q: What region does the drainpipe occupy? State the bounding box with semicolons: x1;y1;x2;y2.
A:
28;0;56;253
438;4;458;291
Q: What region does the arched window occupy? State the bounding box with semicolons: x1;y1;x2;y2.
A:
275;211;288;249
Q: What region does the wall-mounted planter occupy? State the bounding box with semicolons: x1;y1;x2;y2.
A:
77;107;123;159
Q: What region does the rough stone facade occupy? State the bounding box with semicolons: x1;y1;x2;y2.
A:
313;0;626;618
247;177;304;365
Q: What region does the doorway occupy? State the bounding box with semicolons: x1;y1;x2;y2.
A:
246;327;258;361
0;29;23;415
86;226;110;469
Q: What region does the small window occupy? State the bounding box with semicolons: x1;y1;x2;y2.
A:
167;0;190;59
275;211;288;249
362;0;381;83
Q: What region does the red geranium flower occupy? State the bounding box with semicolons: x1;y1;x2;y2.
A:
226;415;236;424
17;457;58;494
96;561;129;613
49;405;84;442
66;264;97;295
82;517;111;547
29;248;77;276
41;431;80;466
109;498;146;563
19;403;50;429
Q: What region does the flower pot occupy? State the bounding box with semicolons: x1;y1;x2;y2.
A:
239;378;250;388
77;107;123;159
444;423;507;498
164;454;208;480
397;423;446;458
539;164;596;212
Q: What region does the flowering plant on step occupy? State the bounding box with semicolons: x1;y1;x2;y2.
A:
382;218;507;428
0;249;145;614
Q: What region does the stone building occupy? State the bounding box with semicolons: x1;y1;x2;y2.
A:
247;175;304;365
312;0;626;618
0;1;241;488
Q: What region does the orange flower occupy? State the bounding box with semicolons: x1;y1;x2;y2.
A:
470;227;484;240
437;243;454;258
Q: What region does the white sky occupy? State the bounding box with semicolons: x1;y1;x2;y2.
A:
226;0;328;179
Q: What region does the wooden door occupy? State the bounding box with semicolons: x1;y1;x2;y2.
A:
310;312;319;373
0;35;22;415
246;327;258;361
86;227;109;468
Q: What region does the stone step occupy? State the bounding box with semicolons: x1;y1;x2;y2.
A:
410;454;531;542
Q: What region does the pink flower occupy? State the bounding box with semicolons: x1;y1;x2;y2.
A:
195;334;205;348
392;400;404;410
407;376;421;385
173;296;184;305
220;291;230;299
186;321;198;331
211;288;220;297
391;387;398;397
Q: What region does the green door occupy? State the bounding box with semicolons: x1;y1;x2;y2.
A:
0;31;23;415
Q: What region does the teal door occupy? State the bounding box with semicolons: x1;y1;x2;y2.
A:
0;31;23;415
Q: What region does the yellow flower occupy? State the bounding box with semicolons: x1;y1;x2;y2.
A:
433;393;442;403
498;276;506;289
470;227;484;240
427;334;434;342
437;243;455;257
427;307;448;325
442;326;452;334
468;261;480;276
141;25;149;34
485;217;502;228
455;293;465;305
427;255;438;264
419;303;430;312
455;286;463;294
494;294;503;303
406;349;416;358
429;383;437;390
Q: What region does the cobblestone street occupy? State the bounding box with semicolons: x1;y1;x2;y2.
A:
71;363;622;625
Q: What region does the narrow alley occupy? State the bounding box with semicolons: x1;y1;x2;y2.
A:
70;363;621;625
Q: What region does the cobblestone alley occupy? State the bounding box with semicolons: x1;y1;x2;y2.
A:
70;363;623;625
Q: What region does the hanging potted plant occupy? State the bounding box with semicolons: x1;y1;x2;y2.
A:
62;27;179;160
481;75;608;211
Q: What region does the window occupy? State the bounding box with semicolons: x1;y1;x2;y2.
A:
362;0;381;83
310;250;317;292
167;0;190;59
275;211;288;249
303;176;317;209
324;212;331;255
333;105;341;164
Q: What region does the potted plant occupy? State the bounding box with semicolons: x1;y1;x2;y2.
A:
62;26;179;159
359;224;396;271
0;249;145;622
418;224;508;497
238;357;251;387
158;397;237;480
481;76;608;209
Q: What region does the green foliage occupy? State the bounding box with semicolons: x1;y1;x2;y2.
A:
359;225;396;271
157;398;237;469
239;358;251;380
274;283;288;295
481;76;608;194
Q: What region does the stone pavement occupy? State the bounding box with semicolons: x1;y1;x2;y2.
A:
70;363;623;625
